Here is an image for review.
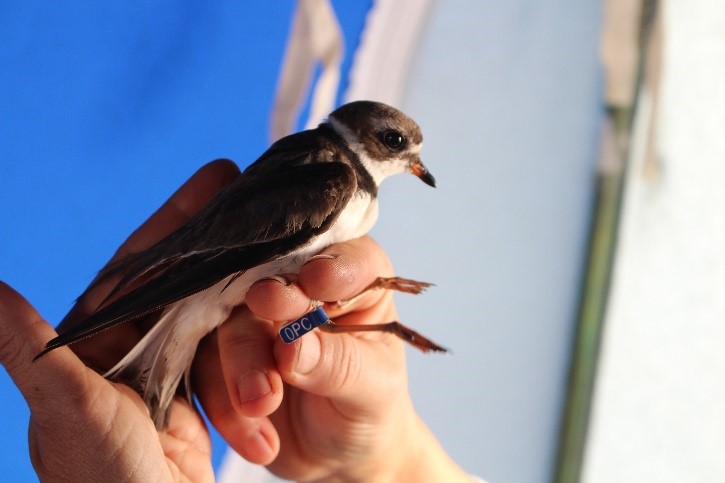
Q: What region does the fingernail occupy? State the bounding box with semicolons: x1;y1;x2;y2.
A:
294;333;321;375
260;275;291;286
304;253;337;265
238;369;272;403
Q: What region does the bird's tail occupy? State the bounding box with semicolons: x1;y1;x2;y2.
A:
104;304;197;429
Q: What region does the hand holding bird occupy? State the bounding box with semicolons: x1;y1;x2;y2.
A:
37;101;445;428
0;156;466;481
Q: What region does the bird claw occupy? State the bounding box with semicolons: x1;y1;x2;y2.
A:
373;276;434;295
319;275;445;352
334;276;434;308
259;273;298;286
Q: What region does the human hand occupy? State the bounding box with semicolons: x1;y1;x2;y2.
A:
0;282;214;482
0;160;240;482
32;159;467;481
196;236;469;481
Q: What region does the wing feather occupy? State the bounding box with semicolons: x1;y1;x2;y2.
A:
36;161;355;358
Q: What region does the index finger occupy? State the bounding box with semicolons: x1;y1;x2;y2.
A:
244;236;396;323
299;236;394;299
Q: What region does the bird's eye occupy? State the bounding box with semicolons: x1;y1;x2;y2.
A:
382;130;404;150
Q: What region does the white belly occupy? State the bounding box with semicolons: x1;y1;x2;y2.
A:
216;192;379;310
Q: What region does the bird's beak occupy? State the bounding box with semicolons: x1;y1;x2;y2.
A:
411;158;436;187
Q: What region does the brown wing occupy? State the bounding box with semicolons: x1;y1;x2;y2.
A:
36;161;356;358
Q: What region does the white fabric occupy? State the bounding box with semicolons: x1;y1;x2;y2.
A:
217;449;487;483
583;1;725;480
269;0;343;142
217;451;281;483
344;0;433;106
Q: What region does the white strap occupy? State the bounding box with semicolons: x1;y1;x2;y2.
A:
269;0;343;142
344;0;433;106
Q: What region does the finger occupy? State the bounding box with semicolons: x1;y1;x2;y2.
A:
217;306;284;418
60;158;240;328
193;328;280;465
299;236;395;314
274;330;407;411
0;282;97;412
245;277;311;322
1;285;175;481
161;399;214;483
245;236;396;324
273;303;407;412
250;236;404;409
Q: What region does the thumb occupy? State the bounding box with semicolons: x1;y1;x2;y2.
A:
0;282;90;411
273;327;408;412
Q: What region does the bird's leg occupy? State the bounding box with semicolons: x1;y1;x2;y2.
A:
322;276;444;352
334;276;434;308
318;320;447;353
278;274;445;351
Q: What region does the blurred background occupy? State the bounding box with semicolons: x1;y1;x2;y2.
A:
1;1;723;482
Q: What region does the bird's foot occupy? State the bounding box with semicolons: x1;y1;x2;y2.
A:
319;320;447;353
334;276;434;308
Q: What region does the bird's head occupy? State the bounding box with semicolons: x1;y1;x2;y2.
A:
328;101;436;188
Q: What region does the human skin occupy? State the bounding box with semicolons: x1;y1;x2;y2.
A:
0;160;469;482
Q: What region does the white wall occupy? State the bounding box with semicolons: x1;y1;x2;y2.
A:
584;2;725;481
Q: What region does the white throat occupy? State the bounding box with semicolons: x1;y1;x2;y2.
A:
329;118;411;186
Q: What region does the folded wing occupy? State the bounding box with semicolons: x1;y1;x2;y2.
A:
36;161;355;358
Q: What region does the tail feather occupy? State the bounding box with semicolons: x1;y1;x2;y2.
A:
104;304;200;429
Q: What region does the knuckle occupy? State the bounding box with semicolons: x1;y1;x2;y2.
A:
0;330;24;373
0;315;44;373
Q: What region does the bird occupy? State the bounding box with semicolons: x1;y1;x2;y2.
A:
35;100;446;429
